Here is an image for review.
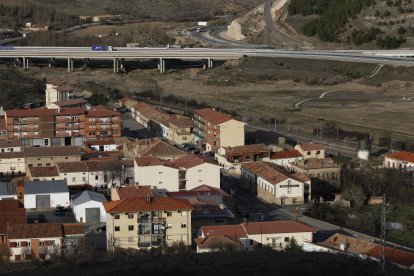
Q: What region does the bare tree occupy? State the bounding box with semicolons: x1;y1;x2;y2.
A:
100;160;129;190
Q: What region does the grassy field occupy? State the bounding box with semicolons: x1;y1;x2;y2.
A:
21;56;414;140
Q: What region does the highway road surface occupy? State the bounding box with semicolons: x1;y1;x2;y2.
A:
1;47;414;66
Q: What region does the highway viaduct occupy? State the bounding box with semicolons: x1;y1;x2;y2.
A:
1;47;414;73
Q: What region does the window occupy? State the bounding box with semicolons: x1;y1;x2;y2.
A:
128;237;134;243
65;157;68;160
158;171;162;174
37;164;42;167
181;211;187;216
158;182;163;184
72;177;76;182
82;177;86;181
128;225;134;231
114;214;120;219
127;213;134;219
115;226;120;231
198;170;202;172
46;163;51;166
166;211;172;217
181;223;187;228
307;152;311;155
95;175;99;180
316;150;320;154
284;237;289;242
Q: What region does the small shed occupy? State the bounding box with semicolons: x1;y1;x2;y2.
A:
71;190;107;223
24;180;69;209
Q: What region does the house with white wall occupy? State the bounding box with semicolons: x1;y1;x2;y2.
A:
200;220;315;251
134;154;221;192
270;150;304;169
24;180;70;209
71;190;107;223
0;181;17;200
241;161;311;205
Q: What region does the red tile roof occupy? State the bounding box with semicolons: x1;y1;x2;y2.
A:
167;185;229;197
103;197;192;213
29;166;59;177
6;109;58;117
87;139;116;146
194;235;244;249
297;143;325;151
87;105;120;116
0;139;21;148
194;108;232;125
58;108;86;115
0;200;25;234
169;117;194;128
226;144;269;156
62;223;84;236
243;221;315;235
168;154;218;169
137;138;186;157
242;162;293;185
320;233;414;268
385;151;414;163
270;150;303;160
54;98;87;107
7;223;62;239
135;156;165;167
201;224;247;238
115;185;153;199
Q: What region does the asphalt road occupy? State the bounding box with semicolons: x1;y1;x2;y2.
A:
2;47;414;66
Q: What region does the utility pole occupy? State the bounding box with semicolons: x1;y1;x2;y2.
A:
274;117;277;133
378;193;386;273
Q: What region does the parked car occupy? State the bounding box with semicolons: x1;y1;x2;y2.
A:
54;206;66;216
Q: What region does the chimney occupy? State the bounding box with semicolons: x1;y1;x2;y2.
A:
16;180;24;206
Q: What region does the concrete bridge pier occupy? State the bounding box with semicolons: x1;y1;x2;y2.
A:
208;58;213;69
22;57;29;70
159;58;166;73
120;58;124;70
113;58;120;73
48;58;56;67
67;58;74;72
83;58;90;69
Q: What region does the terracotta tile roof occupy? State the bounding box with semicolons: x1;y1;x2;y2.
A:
270;150;303;160
103;197;192;213
24;146;82;158
6;109;58;117
194;235;244;249
115;185;153;199
168;154;218;169
201;224;247;238
297;143;325;151
87;139;115;146
190;185;230;196
291;158;341;170
385;151;414;163
54;98;87;107
87;105;120;117
62;223;84;236
7;223;62;239
320;233;414;268
135;156;165;167
194;108;232;125
0;200;25;234
120;159;134;168
0;139;21;148
57;161;88;173
133;102;172;125
169;117;194;128
0;151;25;159
242;161;289;185
58;108;86;115
29;166;59;177
243;221;315;235
226;144;269;156
137;138;186;157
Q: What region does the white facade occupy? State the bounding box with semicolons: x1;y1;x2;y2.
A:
59;168;133;189
0;156;25;174
184;163;221;190
45;84;70;108
218;120;245;148
71;200;107;223
271;156;304;169
295;144;325;159
9;237;61;261
384;156;414;170
248;231;313;249
134;163;179;191
0;194;17;200
90;144;117;151
24;192;70;209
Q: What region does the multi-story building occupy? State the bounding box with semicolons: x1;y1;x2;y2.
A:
134;154;221;192
294;143;325;160
4;106;121;146
269;150;304;169
104;197;192;251
0;146;81;176
169;117;194;145
193;108;245;153
45;82;73;109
